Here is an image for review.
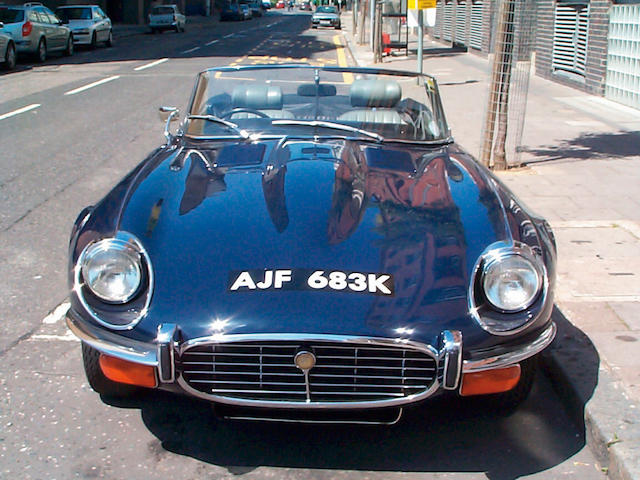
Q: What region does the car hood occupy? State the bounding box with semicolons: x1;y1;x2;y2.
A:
113;139;514;347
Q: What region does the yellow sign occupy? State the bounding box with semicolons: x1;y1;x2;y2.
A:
408;0;436;9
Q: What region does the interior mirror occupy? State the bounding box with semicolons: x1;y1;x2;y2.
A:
297;84;337;97
158;106;179;123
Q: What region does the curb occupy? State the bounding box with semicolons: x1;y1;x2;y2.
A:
541;308;640;480
341;26;640;480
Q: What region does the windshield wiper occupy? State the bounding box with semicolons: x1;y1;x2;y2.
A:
272;120;385;142
187;115;249;139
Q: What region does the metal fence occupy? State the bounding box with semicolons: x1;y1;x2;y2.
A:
480;0;536;169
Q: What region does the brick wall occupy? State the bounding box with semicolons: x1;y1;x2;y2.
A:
535;0;611;96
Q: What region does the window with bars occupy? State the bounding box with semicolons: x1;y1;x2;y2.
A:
455;0;467;45
552;1;590;77
470;0;483;50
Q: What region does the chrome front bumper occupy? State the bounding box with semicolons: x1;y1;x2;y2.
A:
67;312;556;406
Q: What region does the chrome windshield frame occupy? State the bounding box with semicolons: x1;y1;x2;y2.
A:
184;64;452;144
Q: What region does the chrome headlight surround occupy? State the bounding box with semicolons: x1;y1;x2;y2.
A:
81;238;142;304
470;242;548;335
74;232;153;330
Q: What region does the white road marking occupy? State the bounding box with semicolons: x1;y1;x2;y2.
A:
0;103;41;121
224;33;234;38
43;302;70;324
31;332;79;342
134;58;169;71
64;75;120;96
206;39;219;46
182;46;201;54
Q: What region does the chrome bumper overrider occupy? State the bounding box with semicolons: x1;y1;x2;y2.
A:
67;311;556;406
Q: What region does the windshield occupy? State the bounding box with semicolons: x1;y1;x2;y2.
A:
56;7;92;21
187;66;450;143
0;7;24;24
152;6;175;14
316;6;337;13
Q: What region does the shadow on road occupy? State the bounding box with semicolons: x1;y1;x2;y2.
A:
523;131;640;163
101;306;600;480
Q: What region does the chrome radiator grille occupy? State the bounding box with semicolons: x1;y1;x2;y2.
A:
178;340;438;404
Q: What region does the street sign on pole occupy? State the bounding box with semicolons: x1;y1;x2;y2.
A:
408;0;435;9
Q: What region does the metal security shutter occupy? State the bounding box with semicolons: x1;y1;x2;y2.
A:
443;0;453;41
455;1;467;45
552;2;590;76
606;4;640;109
435;0;444;39
470;0;483;50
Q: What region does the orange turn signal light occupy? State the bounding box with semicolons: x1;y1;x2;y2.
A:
99;354;157;388
460;364;521;396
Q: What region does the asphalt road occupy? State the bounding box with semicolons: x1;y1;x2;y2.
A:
0;11;605;479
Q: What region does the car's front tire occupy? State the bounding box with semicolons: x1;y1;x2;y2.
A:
106;30;113;47
90;31;97;48
82;343;139;398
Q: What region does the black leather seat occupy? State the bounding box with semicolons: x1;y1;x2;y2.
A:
338;79;405;125
230;85;294;119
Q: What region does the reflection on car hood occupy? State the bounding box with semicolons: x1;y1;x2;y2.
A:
114;139;512;346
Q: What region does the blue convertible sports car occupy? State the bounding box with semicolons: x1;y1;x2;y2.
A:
67;65;556;424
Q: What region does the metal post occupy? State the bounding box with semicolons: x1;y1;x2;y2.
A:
373;1;382;62
353;0;358;33
417;8;423;79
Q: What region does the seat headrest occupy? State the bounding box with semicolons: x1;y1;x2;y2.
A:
232;85;283;110
350;80;402;108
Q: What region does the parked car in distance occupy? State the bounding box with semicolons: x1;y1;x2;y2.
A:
261;0;272;8
0;2;73;62
148;4;185;33
55;5;112;48
311;5;340;29
67;65;557;425
0;24;16;70
299;1;312;10
239;3;252;19
220;2;244;22
275;0;285;8
245;1;263;17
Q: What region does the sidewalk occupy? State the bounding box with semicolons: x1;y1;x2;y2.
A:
340;13;640;480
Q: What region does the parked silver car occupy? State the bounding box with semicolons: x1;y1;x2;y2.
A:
148;4;186;33
55;5;112;48
311;5;341;29
0;25;16;70
0;2;73;62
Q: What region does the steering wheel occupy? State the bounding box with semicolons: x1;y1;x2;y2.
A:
222;108;270;119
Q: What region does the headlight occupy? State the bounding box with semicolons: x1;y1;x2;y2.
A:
482;253;542;312
81;238;142;303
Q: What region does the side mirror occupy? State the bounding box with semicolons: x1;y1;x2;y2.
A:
158;106;180;123
159;106;180;144
0;22;5;29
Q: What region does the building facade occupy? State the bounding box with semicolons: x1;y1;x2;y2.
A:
431;0;640;110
